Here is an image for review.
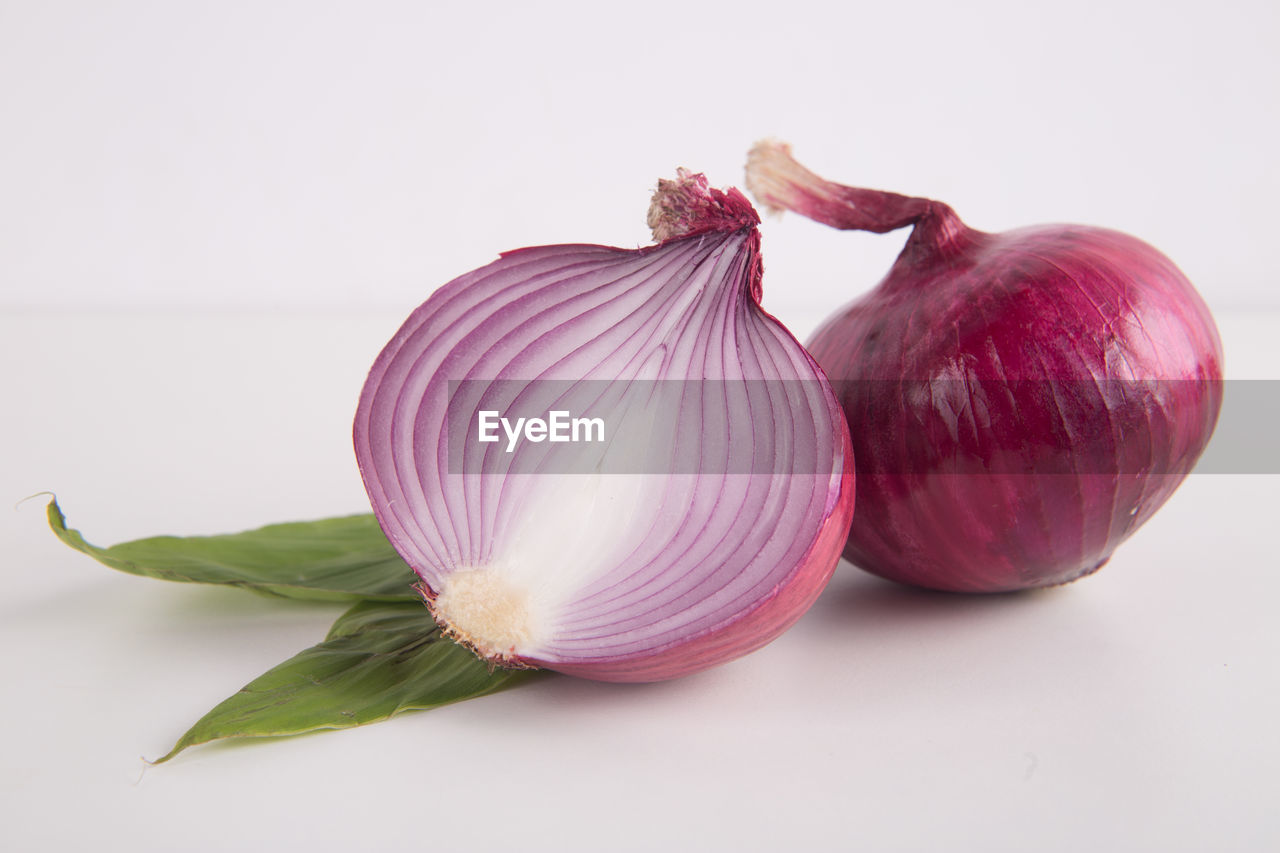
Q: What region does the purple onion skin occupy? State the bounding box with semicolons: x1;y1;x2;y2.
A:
749;143;1223;592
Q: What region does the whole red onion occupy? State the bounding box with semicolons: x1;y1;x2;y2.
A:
747;141;1222;593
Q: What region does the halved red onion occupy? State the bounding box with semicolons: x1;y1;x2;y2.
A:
746;141;1222;593
354;171;854;681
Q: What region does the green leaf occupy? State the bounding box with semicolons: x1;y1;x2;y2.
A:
155;600;543;762
47;497;418;602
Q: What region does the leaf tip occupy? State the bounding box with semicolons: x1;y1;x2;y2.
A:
15;490;57;514
147;740;189;766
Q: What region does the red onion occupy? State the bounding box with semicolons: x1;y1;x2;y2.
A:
354;170;855;681
746;141;1222;593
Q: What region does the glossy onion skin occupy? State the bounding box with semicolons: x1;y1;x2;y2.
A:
355;175;855;681
808;218;1222;592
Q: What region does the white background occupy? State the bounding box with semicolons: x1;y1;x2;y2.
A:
2;2;1278;851
2;0;1277;313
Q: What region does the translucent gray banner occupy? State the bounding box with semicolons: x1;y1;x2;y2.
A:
442;379;1274;475
1192;380;1280;474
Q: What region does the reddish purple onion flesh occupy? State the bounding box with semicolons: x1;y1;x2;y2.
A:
747;141;1223;593
354;170;855;681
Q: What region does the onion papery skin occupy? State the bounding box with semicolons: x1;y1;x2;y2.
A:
354;173;854;681
748;142;1222;593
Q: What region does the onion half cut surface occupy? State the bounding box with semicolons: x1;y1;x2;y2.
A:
354;171;854;681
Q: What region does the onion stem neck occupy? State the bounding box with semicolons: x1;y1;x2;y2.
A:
647;169;761;243
745;140;979;263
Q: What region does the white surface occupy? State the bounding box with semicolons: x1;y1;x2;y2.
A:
1;309;1277;852
1;0;1278;312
